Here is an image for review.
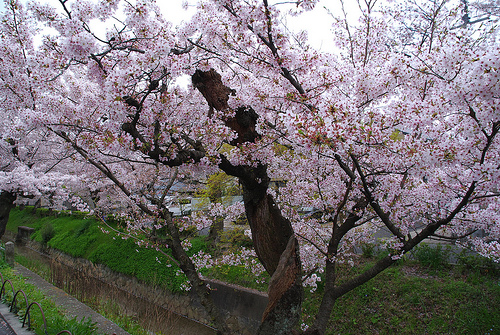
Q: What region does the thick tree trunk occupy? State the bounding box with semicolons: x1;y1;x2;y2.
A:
233;161;303;335
219;160;303;334
0;191;16;238
239;164;295;274
258;236;302;335
193;69;303;334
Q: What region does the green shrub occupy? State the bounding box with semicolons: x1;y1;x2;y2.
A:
56;210;72;217
175;218;198;238
71;211;89;219
189;236;209;253
75;220;92;237
40;224;55;245
219;227;253;249
34;208;52;217
413;243;450;268
360;242;377;258
457;250;499;276
233;214;249;225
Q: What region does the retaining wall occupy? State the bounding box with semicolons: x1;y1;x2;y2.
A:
9;228;268;334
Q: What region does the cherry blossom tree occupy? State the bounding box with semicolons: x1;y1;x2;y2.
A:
0;0;84;236
1;0;498;334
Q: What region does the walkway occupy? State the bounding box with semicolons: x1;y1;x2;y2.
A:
12;264;130;335
0;304;35;335
0;312;16;335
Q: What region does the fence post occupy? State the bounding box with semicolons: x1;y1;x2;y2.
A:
5;242;14;267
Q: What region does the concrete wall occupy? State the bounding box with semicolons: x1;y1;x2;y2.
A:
205;279;267;332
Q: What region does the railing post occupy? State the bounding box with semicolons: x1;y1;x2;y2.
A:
5;242;14;267
15;226;35;246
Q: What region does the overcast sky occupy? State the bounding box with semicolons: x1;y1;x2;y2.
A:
2;0;361;52
159;0;361;52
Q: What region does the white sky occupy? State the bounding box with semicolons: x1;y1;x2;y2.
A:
3;0;361;52
158;0;361;52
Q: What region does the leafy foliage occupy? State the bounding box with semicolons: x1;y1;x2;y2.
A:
39;223;55;245
412;244;451;269
219;227;253;250
457;250;500;276
197;172;241;204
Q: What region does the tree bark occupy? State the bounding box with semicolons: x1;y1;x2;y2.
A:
0;191;16;238
258;236;302;335
240;167;295;274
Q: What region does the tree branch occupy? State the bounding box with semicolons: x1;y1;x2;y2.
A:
351;154;405;240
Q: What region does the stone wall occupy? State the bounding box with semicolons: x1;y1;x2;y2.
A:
13;231;267;334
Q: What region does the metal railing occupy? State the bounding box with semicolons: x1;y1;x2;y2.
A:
0;270;73;335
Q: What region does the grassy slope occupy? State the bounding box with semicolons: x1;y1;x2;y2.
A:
7;208;190;292
302;261;500;335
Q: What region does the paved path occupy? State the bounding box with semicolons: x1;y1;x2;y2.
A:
13;264;130;335
0;304;35;335
0;309;20;335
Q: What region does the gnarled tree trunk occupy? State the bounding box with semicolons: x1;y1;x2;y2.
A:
193;69;303;334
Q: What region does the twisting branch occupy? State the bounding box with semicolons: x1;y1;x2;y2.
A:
296;232;328;257
120;96;206;167
351;154;405;240
400;114;498;248
260;0;307;96
432;229;478;240
90;54;107;75
97;215;180;267
310;194;367;334
58;0;72;19
171;35;202;55
52;128;230;333
333;154;356;180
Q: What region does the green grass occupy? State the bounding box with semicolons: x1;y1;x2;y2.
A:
8;207;266;292
83;298;151;335
14;254;51;280
7;208;190;292
202;263;269;291
0;259;99;335
301;260;500;335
